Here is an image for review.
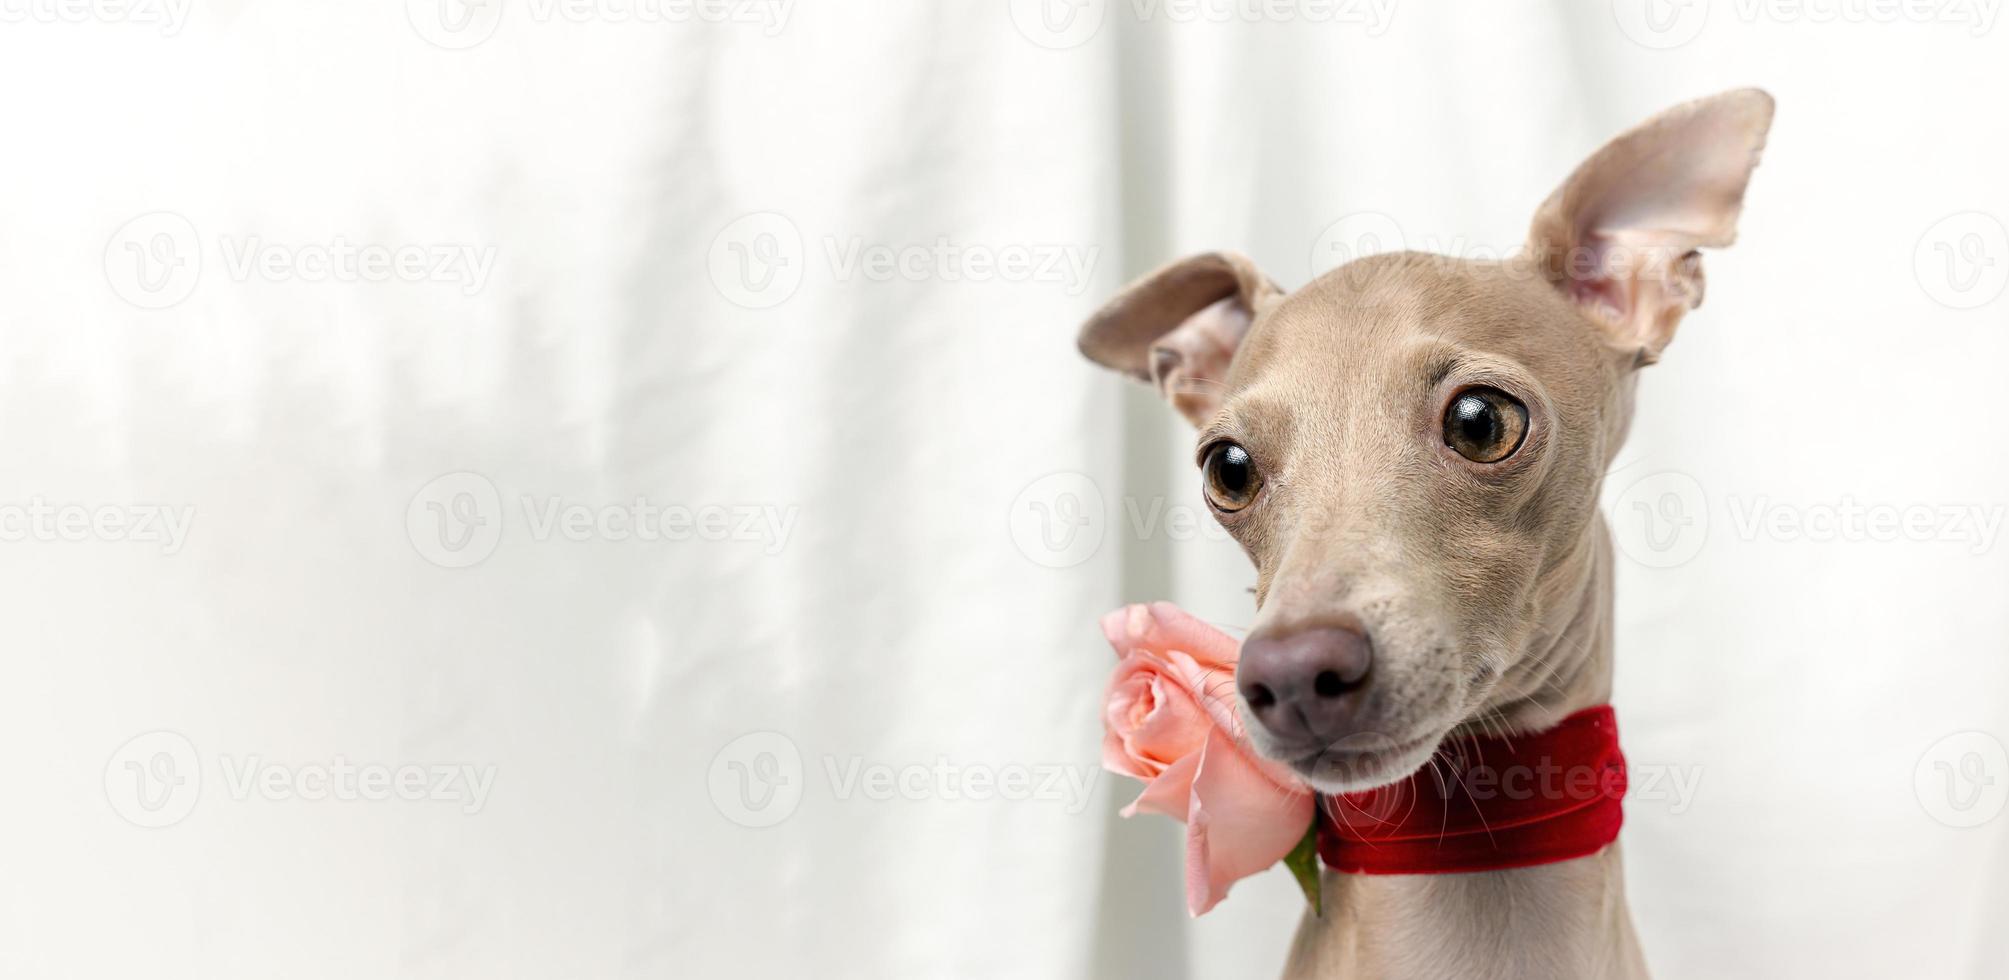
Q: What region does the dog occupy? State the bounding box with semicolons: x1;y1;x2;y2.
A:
1075;89;1773;978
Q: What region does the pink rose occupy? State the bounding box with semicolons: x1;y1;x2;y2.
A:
1100;602;1316;916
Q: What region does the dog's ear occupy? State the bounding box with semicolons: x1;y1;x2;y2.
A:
1077;251;1283;425
1527;88;1774;366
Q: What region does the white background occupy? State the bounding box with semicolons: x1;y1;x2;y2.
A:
2;1;2007;978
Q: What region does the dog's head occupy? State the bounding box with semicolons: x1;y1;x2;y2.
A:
1078;90;1772;792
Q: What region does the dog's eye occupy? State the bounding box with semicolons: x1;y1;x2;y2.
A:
1442;388;1529;463
1201;442;1263;512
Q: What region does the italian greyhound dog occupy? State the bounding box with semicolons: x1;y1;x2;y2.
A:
1076;89;1773;978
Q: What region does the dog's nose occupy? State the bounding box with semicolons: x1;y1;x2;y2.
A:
1237;624;1372;744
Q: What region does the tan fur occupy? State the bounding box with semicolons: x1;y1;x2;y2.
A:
1075;90;1774;978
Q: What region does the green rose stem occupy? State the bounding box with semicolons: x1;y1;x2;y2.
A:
1283;819;1322;916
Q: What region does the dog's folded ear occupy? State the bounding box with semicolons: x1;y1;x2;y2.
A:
1078;251;1283;426
1527;88;1774;367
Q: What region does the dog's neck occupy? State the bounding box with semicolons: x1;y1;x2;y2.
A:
1284;516;1646;979
1467;513;1618;739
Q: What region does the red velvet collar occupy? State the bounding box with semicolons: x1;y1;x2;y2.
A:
1317;705;1627;875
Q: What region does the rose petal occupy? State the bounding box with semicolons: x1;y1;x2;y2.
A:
1121;752;1199;821
1101;669;1161;778
1099;602;1240;672
1102;726;1156;782
1096;602;1319;915
1125;668;1211;765
1159;650;1243;739
1098;604;1151;656
1183;728;1315;917
1142;601;1241;669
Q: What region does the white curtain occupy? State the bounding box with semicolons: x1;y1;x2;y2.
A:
3;3;2005;978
